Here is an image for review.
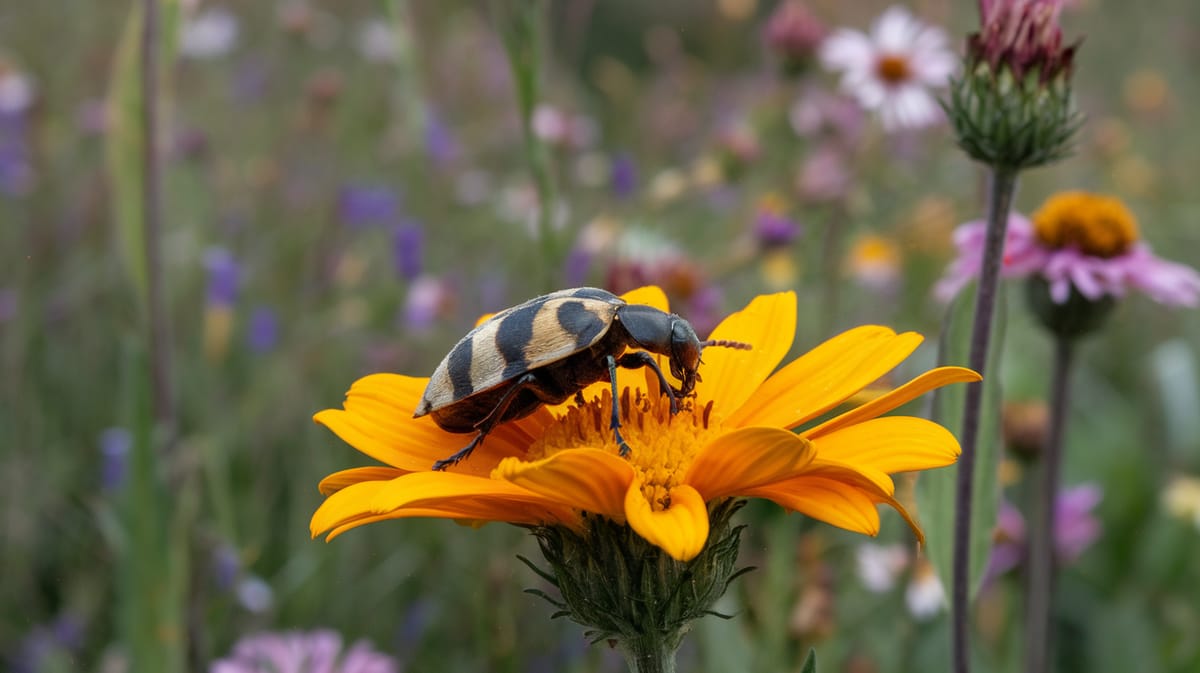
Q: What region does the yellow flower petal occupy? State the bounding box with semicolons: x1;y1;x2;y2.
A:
625;483;710;561
804;367;980;439
686;427;816;500
319;502;578;541
694;292;796;414
620;285;670;312
728;326;923;430
311;480;390;537
316;373;547;475
746;477;883;536
493;449;634;518
369;471;554;514
318;466;407;496
808;416;961;474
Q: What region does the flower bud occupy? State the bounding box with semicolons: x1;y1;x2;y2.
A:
763;1;827;77
946;0;1081;170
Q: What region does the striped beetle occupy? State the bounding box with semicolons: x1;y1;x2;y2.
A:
415;287;750;471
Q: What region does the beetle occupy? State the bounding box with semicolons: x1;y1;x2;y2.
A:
414;287;750;471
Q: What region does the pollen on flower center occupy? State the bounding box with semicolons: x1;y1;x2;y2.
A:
875;54;911;84
525;387;719;511
1032;191;1141;258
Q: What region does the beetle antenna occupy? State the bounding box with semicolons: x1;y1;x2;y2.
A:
701;339;752;350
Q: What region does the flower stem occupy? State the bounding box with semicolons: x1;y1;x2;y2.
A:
619;633;679;673
951;167;1018;673
819;202;847;336
497;0;559;292
1023;335;1074;673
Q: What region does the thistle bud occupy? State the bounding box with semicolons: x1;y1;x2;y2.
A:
946;0;1081;170
763;1;827;77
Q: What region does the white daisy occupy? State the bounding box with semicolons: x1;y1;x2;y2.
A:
819;6;958;131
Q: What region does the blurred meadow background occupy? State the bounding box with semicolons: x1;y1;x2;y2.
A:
4;0;1200;671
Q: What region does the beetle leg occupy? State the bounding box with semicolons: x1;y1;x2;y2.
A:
606;355;632;457
432;373;541;471
616;351;680;415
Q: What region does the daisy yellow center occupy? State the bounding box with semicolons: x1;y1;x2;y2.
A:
875;54;911;84
526;388;720;511
1032;191;1141;258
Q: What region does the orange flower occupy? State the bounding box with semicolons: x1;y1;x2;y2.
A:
311;288;979;561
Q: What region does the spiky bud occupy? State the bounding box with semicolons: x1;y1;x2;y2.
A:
524;499;747;670
946;0;1082;170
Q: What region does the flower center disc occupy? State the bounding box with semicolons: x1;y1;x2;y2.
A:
527;388;718;511
1032;191;1141;258
875;54;911;84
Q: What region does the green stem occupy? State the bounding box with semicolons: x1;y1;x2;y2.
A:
497;0;558;292
951;167;1018;673
619;633;679;673
818;202;847;336
1023;335;1074;673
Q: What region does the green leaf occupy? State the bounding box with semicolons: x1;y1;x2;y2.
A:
106;3;147;297
917;280;1006;601
104;0;180;302
799;648;817;673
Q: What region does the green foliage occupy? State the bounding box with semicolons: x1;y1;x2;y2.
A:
918;281;1006;600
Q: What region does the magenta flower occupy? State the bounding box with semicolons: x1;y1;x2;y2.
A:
972;0;1074;82
985;483;1102;584
763;0;827;73
936;194;1200;307
210;629;398;673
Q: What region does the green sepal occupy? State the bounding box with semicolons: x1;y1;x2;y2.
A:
944;61;1083;172
525;499;748;650
1024;276;1116;339
799;648;818;673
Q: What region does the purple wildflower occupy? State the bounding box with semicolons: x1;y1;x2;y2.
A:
212;542;241;592
210;629;399;673
0;287;16;323
392;223;423;281
753;198;802;249
337;185;400;228
0;107;33;197
99;427;132;492
424;109;460;169
205;248;240;308
247;306;279;353
610;153;637;199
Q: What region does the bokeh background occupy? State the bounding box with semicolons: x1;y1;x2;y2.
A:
3;0;1200;671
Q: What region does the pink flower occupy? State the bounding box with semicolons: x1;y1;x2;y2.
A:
936;210;1200;307
819;6;957;131
984;483;1102;585
972;0;1074;81
210;629;398;673
763;0;827;72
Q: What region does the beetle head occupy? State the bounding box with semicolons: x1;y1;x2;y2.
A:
618;304;751;398
668;318;703;396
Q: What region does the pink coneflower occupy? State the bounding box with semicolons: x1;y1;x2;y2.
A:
819;6;957;131
936;192;1200;307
